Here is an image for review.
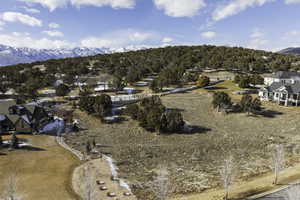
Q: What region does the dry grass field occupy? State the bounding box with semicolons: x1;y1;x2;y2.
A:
0;135;80;200
64;81;300;199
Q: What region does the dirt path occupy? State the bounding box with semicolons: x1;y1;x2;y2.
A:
72;158;136;200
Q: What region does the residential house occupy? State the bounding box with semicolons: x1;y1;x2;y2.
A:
0;115;14;133
94;81;112;92
15;115;32;134
264;71;300;86
0;100;54;134
259;71;300;106
30;106;52;132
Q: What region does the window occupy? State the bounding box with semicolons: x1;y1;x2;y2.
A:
294;94;298;100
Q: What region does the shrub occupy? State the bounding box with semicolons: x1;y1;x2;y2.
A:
10;133;19;149
93;94;112;118
238;78;250;88
212;92;232;112
125;104;140;120
129;96;185;133
240;94;261;115
56;84;70;96
197;75;210;87
160;110;184;133
79;94;112;118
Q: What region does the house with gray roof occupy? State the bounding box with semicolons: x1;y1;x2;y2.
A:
259;79;300;106
0;100;54;134
264;71;300;86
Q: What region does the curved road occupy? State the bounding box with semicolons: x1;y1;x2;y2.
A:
255;184;300;200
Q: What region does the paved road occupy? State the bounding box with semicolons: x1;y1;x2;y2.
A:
256;191;285;200
255;184;300;200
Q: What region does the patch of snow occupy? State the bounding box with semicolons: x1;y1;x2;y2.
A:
103;155;132;192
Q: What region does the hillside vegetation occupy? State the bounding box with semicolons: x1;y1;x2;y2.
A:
1;45;300;98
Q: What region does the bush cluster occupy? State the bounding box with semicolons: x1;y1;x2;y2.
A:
79;94;112;118
125;96;184;133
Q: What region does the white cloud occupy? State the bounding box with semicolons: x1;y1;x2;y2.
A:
285;0;300;4
250;29;265;38
43;30;64;37
201;31;217;39
162;37;173;43
49;22;60;29
71;0;135;9
212;0;274;21
19;0;69;12
81;29;157;48
1;12;42;27
0;32;74;49
22;6;40;13
283;30;300;39
247;29;268;49
153;0;206;17
19;0;135;11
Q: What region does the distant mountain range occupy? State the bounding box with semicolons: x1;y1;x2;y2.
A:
0;44;150;66
278;47;300;55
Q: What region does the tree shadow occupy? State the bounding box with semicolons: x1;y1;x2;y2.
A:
257;110;284;118
167;108;185;112
205;86;227;90
163;125;212;135
184;125;212;134
1;143;45;151
20;146;45;151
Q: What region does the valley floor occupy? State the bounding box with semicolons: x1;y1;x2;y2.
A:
64;82;300;199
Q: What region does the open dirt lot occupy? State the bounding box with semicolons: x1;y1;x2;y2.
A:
65;82;300;199
0;135;80;200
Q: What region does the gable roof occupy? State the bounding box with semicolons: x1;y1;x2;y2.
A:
266;82;300;94
20;115;31;125
0;114;6;121
0;100;19;123
274;71;300;79
24;104;36;115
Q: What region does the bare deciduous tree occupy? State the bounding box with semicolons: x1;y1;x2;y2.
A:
284;184;300;200
148;166;173;200
2;171;22;200
273;144;285;185
219;156;235;200
80;165;97;200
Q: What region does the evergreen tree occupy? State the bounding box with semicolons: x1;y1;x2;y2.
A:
10;133;19;149
240;94;262;115
86;141;91;154
197;75;210;87
0;136;3;148
56;84;70;96
212;92;232;112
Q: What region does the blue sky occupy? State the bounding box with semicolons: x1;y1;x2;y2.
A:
1;0;300;51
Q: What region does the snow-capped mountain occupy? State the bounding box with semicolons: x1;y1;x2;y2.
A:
0;44;112;66
0;44;161;66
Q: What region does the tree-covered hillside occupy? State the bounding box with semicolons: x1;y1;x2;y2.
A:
1;45;300;96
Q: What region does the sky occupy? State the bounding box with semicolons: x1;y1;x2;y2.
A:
1;0;300;51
